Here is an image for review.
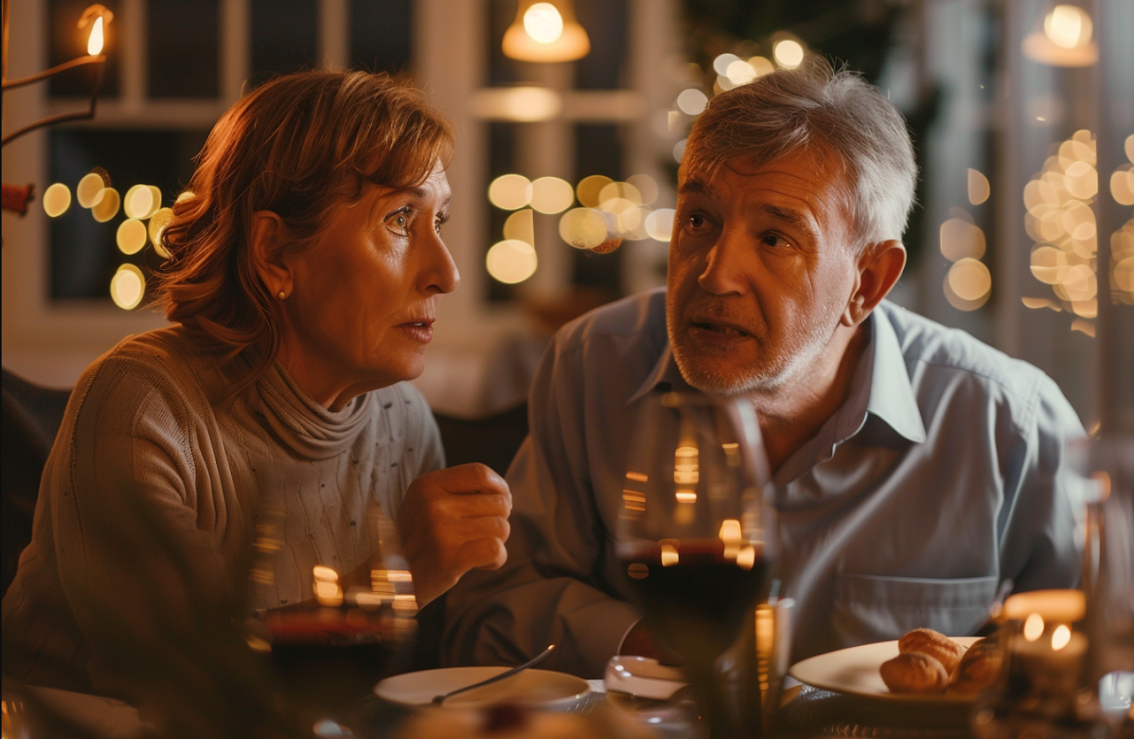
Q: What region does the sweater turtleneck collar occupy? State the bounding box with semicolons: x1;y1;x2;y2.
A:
254;362;374;460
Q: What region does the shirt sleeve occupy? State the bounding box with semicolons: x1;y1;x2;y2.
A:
998;372;1088;594
48;354;236;699
441;334;640;678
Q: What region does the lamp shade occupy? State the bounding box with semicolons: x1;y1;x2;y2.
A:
502;0;590;63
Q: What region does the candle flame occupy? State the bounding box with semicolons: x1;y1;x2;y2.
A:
87;16;104;55
1052;624;1072;650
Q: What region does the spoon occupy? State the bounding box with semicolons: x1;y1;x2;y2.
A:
432;644;556;705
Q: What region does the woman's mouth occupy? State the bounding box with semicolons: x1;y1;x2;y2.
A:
399;320;434;343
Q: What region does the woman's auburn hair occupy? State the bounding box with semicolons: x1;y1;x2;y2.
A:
156;70;453;396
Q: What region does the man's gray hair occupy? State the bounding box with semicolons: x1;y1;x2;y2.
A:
681;57;917;246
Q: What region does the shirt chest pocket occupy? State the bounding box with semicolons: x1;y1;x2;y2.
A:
832;573;998;647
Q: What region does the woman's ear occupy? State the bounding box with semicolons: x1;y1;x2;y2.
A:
250;211;292;299
841;239;907;327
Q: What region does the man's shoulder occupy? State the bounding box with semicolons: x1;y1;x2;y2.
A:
878;302;1060;411
555;288;667;352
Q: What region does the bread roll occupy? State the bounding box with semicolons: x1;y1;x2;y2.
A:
880;651;949;694
948;637;1001;696
898;628;966;674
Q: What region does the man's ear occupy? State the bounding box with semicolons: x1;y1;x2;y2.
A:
250;211;292;299
841;239;906;327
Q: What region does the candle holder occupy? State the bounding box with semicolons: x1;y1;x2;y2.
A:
972;589;1108;739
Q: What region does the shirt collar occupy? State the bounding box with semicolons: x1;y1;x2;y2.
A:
626;304;926;445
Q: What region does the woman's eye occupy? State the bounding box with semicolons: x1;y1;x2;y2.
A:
387;210;412;236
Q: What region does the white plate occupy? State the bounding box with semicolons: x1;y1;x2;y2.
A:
789;637;982;702
374;667;591;710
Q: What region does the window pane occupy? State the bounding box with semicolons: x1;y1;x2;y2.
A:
47;0;120;97
248;0;318;89
148;0;219;98
350;0;413;74
49;129;208;301
573;124;624;291
574;0;627;90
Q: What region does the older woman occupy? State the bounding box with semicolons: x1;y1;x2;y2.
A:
2;70;510;698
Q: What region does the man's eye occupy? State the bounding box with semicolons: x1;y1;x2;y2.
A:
762;233;791;249
687;214;712;232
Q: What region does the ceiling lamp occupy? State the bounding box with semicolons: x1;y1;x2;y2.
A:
1022;3;1098;67
502;1;590;63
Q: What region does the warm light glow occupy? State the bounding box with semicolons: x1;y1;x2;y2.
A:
626;174;658;205
773;39;805;69
559;207;609;249
1031;246;1069;284
676;88;708;116
737;546;756;570
77;172;107;208
1126;134;1134;164
524;3;563;43
748;56;774;77
87;16;104;55
1061;264;1097;301
712;53;739;76
489;174;533;210
314;580;344;607
313;565;339;582
530;177;574;214
1023;613;1045;641
486;240;538;284
175;190;196;204
645;208;675;242
1051;624;1072;650
148;207;174;258
940;218;986;262
1111;166;1134;206
1063;161;1097;199
42;183;72;217
626;471;648;483
110;264;145;310
576;175;613;208
726;60;757;85
471;87;562;121
116;218;148;255
672;138;687;163
124;185;161;220
503;208;535;245
968;168;991;205
598;182;642;207
674;443;699;485
660;543;679;566
91;187;120;222
674;491;697;503
947;258;992;301
1044;5;1092;49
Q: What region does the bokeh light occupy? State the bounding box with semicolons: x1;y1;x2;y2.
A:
91;188;120;222
967;168;991;205
1030;245;1069;284
1044;4;1092;49
559;207;609;249
576;175;613;208
124;184;161;220
42;183;72;217
948;258;992;301
1111;165;1134;206
773;39;805;69
486;240;538;284
598;181;642;207
530;176;574;214
175;190;196;204
488;174;533;210
116;218;148;255
148;207;174;257
672;139;687;163
645;208;676;242
748;56;774;77
627;174;658;205
725;60;756;85
503;208;535;245
1125;133;1134;164
676;88;708;116
110;264;146;310
940;217;986;262
76;172;107;208
712;53;739;76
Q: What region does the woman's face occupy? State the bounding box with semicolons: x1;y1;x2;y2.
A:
277;165;458;410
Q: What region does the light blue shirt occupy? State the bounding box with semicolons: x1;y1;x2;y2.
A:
443;289;1087;678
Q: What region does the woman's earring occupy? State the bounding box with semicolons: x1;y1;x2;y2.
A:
278;290;287;300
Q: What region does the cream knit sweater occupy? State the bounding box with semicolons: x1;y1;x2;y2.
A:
2;325;444;693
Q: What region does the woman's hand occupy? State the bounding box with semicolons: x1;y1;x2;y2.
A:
397;464;512;607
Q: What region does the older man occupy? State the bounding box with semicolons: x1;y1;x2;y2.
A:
443;60;1085;677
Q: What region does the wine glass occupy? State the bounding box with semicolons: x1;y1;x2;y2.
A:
248;496;418;722
617;391;774;738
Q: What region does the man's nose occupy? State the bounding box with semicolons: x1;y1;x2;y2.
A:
697;229;749;295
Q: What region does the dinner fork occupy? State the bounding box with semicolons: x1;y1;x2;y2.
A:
431;644;556;705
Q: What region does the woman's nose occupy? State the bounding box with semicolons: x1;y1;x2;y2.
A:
424;235;460;295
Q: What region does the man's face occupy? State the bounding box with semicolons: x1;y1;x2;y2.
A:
666;147;862;395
